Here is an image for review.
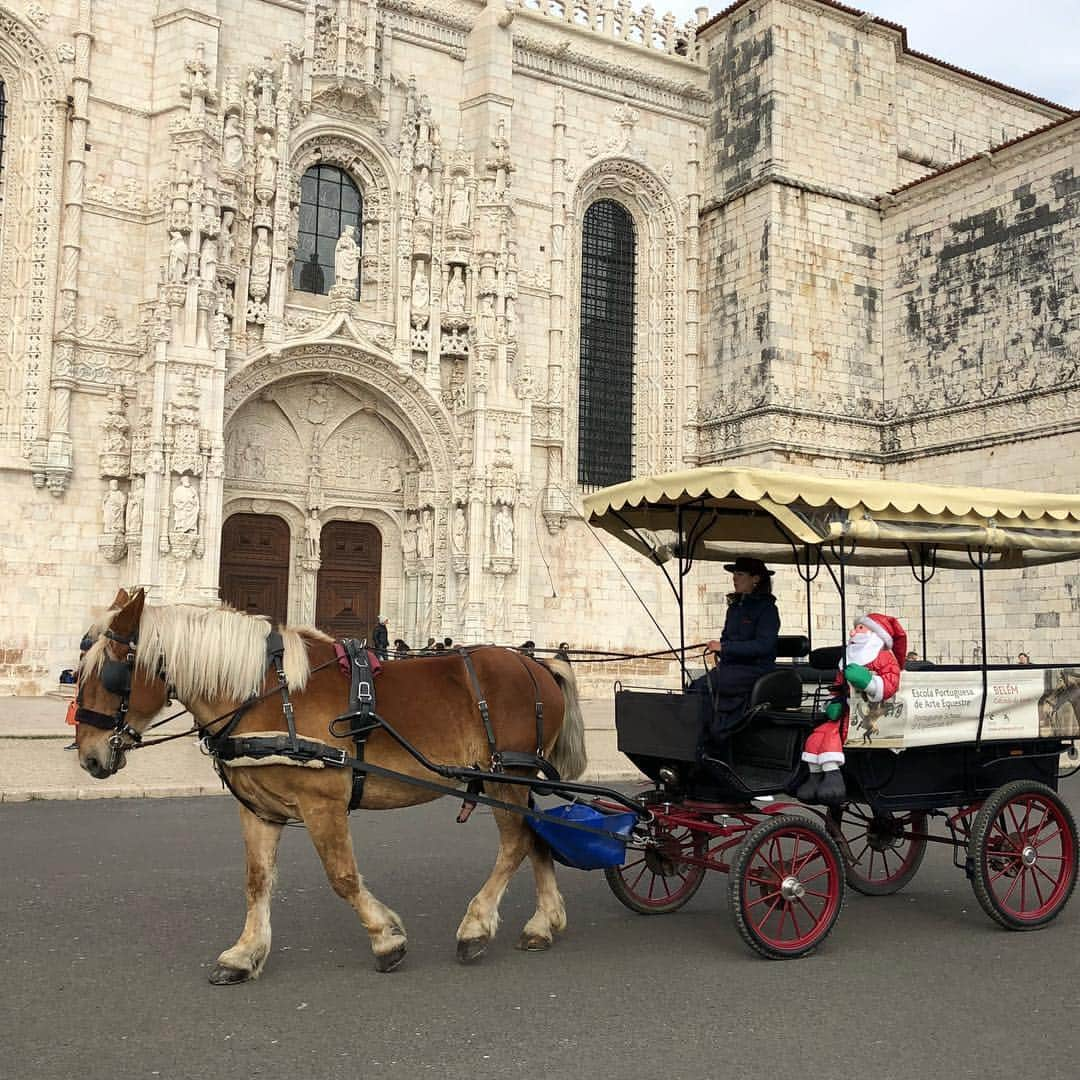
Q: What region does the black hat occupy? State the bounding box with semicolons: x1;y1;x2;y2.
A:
723;556;775;577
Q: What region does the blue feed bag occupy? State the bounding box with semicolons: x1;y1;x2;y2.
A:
528;802;638;870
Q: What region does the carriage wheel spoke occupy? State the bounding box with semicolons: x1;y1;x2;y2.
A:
799;867;832;888
755;895;782;932
795;896;820;926
787;902;802;939
747;888;781;909
1033;862;1062;888
1030;866;1046;907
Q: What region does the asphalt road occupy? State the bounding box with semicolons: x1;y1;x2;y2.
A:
3;780;1079;1080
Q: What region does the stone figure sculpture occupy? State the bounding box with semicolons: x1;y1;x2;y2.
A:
449;176;470;229
256;132;277;191
494;504;514;557
417;509;433;558
223;113;244;168
411;260;430;312
305;511;321;559
452;505;467;553
102;480;126;536
199;236;218;283
125;482;143;537
171;475;200;533
446;266;466;313
168;231;188;283
219;210;235;265
334;227;360;290
414;166;435;219
403;512;418;558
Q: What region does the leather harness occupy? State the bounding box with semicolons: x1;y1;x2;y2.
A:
207;636;556;815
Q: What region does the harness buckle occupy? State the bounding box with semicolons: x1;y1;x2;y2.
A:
356;680;372;702
324;747;348;767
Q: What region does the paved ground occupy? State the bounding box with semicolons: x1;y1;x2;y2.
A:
2;783;1078;1080
0;693;641;802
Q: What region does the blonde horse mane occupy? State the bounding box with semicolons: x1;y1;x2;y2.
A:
86;602;331;704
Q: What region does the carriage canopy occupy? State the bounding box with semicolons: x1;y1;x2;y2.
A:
582;466;1080;569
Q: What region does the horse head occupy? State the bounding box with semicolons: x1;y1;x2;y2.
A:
75;587;172;779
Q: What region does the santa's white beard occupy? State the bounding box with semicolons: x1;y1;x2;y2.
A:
846;631;883;667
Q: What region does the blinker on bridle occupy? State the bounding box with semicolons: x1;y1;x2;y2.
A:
76;627;165;766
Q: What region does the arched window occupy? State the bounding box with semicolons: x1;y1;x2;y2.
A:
578;199;636;488
0;79;7;181
293;164;362;298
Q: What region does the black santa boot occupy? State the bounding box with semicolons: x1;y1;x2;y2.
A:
817;767;847;807
795;766;822;804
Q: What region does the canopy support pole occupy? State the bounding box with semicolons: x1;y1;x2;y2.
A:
906;543;938;663
790;541;822;652
968;545;992;750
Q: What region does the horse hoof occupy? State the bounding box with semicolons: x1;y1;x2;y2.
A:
374;944;407;973
208;963;251;985
456;936;489;964
517;933;553;952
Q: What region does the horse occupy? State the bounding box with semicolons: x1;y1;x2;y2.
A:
75;588;587;982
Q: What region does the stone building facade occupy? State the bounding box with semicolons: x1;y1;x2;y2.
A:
0;0;1076;693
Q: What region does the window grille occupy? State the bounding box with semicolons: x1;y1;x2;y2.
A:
292;164;362;298
578;199;636;489
0;81;7;182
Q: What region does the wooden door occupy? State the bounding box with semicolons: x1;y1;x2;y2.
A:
316;521;382;641
220;513;290;626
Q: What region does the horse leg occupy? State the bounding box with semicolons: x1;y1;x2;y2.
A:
210;805;283;985
519;835;567;952
456;785;534;963
302;802;408;973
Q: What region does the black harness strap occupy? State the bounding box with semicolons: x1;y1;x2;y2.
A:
327;639;381;810
458;648;499;766
265;631;298;753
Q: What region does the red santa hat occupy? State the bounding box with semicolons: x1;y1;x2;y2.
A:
860;613;908;669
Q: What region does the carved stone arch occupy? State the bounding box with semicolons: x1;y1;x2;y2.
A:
224;343;457;487
0;8;65;464
567;157;683;477
290;124;398;317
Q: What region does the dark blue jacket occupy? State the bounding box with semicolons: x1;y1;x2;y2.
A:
719;592;780;675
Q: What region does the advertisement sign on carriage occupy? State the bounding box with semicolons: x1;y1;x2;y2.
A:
849;667;1080;749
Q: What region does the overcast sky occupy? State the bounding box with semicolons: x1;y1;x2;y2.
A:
668;0;1078;108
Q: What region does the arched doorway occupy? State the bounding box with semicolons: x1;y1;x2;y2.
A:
220;513;290;626
316;521;382;640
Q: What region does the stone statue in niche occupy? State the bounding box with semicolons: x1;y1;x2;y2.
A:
417;508;433;558
305;510;321;560
452;505;467;554
223;113;244;169
414;166;435;219
493;504;514;557
402;512;418;558
256;132;277;192
250;227;272;301
334;227;360;291
478;294;496;340
102;480;126;536
411;261;430;313
171;475;200;533
446;266;466;313
449;176;470;229
125;480;143;537
219;210;235;265
168;232;188;283
199;235;218;284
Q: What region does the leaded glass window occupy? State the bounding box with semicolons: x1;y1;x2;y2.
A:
0;80;7;182
292;164;362;298
578;199;636;489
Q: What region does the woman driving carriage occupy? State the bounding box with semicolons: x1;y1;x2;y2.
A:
696;556;781;755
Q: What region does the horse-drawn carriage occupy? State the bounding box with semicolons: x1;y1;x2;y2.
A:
584;467;1080;957
72;467;1079;975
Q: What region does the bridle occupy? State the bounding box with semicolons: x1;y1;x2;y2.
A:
76;627;168;772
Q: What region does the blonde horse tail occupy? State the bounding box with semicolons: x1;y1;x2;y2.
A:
543;657;588;781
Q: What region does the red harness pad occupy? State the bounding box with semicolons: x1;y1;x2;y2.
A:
334;642;382;678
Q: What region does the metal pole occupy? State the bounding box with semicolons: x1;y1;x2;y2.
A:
969;546;990;747
677;504;688;688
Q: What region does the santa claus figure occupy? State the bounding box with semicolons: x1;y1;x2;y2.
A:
797;613;907;806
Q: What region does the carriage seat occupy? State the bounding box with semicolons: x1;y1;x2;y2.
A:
744;635;810;713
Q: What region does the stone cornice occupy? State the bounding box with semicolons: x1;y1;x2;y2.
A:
701;170;882;217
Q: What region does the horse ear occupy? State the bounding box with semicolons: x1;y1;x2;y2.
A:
110;588;146;638
110;587;131;609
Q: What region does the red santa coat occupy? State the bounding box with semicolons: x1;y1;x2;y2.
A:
803;648;902;766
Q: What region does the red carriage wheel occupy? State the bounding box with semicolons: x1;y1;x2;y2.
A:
968;780;1078;930
604;820;708;914
729;815;845;959
836;804;927;896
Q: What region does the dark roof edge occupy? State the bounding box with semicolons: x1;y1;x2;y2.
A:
697;0;1075;115
887;112;1080;196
